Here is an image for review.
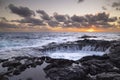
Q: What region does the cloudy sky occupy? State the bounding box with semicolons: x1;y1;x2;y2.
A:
0;0;120;32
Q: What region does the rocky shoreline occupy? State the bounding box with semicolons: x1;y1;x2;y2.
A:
0;40;120;80
38;39;112;53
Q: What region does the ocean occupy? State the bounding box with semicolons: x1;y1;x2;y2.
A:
0;32;120;60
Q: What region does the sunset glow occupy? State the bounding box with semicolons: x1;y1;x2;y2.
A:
86;28;95;32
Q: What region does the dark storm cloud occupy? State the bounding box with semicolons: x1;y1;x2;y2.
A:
62;12;111;28
46;12;117;28
71;15;86;22
111;1;120;11
78;0;84;3
102;6;107;10
84;12;110;25
71;22;81;27
36;10;50;20
112;2;120;8
53;13;67;22
108;17;117;22
68;12;117;28
12;17;45;26
48;20;59;27
62;20;72;27
0;22;18;28
0;17;20;29
116;8;120;11
8;5;45;26
8;4;35;17
63;23;72;27
83;12;117;28
9;7;117;29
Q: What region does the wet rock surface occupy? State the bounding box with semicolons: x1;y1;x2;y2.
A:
80;35;97;39
37;39;112;54
0;40;120;80
95;72;120;80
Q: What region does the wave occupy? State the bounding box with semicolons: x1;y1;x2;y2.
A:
0;32;119;60
0;39;116;60
0;32;119;50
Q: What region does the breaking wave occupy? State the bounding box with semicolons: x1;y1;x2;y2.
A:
0;32;119;60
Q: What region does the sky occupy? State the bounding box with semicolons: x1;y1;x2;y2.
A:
0;0;120;32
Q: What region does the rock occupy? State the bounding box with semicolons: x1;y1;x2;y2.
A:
78;55;109;63
18;64;28;71
40;56;46;61
44;58;74;71
13;56;30;60
30;63;37;68
80;58;118;75
2;60;21;67
80;35;97;38
7;66;14;71
13;69;21;75
0;71;12;79
34;60;43;65
24;60;33;66
45;56;53;63
26;78;33;80
44;64;87;80
0;59;8;63
96;72;120;80
108;43;120;68
46;58;74;67
44;63;56;70
0;76;9;80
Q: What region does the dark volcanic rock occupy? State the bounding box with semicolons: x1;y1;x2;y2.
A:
17;64;28;71
13;56;30;60
7;66;14;71
108;43;120;68
45;57;74;66
78;55;109;63
2;60;21;67
44;58;74;71
44;64;87;80
79;55;120;75
34;60;43;65
0;59;8;63
80;35;97;38
13;69;21;75
96;72;120;80
0;76;9;80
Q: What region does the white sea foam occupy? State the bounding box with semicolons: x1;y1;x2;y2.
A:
48;51;104;60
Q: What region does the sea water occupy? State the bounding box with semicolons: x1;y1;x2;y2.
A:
0;32;119;60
